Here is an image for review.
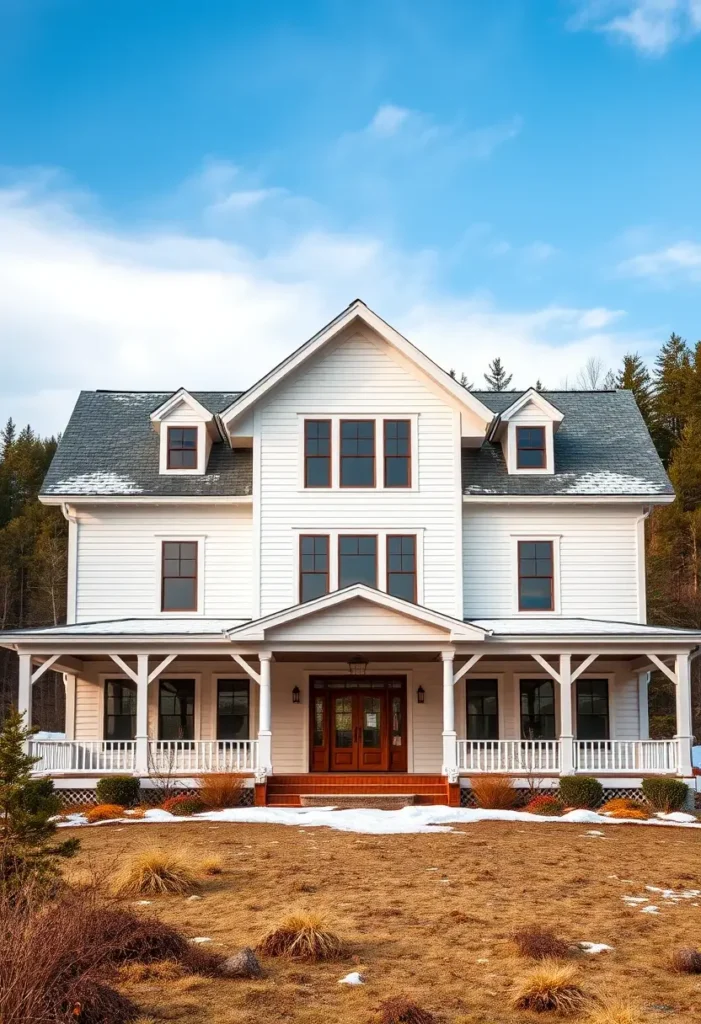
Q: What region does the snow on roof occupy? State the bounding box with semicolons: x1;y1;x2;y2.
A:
469;617;700;637
52;472;145;495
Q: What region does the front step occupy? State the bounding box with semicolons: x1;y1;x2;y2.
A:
265;773;450;807
299;793;417;809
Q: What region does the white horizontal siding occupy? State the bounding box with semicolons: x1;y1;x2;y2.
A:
75;505;252;621
463;504;642;621
267;599;449;641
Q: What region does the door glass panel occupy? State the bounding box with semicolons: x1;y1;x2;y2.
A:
334;696;353;748
391;695;402;747
313;696;325;747
362;696;381;748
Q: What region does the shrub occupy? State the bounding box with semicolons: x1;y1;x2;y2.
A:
512;926;570;960
670;947;701;973
525;795;565;817
513;960;587;1013
85;803;126;823
377;996;437;1024
20;776;60;816
200;855;224;876
162;794;206;816
600;797;646;816
197;772;245;809
96;775;141;807
585;1003;647;1024
469;775;519;809
606;808;648;820
641;777;688;813
558;776;603;809
256;912;343;961
112;848;199;896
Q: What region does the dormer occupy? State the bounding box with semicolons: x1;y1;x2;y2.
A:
150;389;218;476
488;389;564;475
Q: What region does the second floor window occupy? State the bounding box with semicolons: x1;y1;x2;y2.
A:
162;541;198;612
304;420;331;487
516;426;546;469
518;540;554;611
340;420;375;487
167;426;198;469
384;420;411;487
339;535;377;588
300;535;329;602
387;535;416;601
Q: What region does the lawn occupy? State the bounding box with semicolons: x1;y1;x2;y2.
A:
64;819;701;1023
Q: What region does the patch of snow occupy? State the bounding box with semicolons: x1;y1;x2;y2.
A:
622;897;648;904
641;906;660;914
338;972;365;985
190;937;212;943
657;812;698;824
579;942;614;954
560;471;668;496
134;900;152;906
50;472;144;495
470;618;694;637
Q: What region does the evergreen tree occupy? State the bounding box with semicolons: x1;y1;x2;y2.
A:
616;353;654;424
1;418;15;457
535;379;544;391
653;332;692;464
483;357;513;391
449;369;473;390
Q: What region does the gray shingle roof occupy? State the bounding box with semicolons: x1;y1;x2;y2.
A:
42;391;252;497
462;390;672;497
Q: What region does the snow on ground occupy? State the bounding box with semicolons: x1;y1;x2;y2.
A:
57;804;701;835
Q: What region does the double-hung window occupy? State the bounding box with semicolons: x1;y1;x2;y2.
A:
576;679;610;740
520;679;556;740
516;426;546;469
217;679;250;740
384;420;411;487
340;421;375;487
304;420;331;487
159;679;195;740
338;535;377;588
162;541;198;612
387;535;416;601
466;679;499;740
104;680;137;740
518;540;554;611
300;535;330;602
167;427;198;469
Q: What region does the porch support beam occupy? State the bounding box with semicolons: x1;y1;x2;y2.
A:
257;652;273;778
571;653;598;682
531;653;562;684
648;653;677;685
18;653;32;750
135;653;149;775
231;653;262;685
148;653;177;684
108;654;139;685
441;650;458;781
674;652;693;777
558;653;575;776
31;655;60;685
453;653;483;685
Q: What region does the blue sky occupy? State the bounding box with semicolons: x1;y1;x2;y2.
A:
1;0;700;434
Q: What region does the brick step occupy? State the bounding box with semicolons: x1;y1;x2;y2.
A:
270;775;444;783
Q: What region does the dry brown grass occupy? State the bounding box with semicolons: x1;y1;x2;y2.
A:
670;947;701;973
256;912;344;961
119;959;185;983
112;847;200;896
377;995;437;1023
585;1002;648;1024
513;960;588;1013
512;925;570;959
199;854;224;875
469;774;519;809
197;772;245;808
85;802;126;823
124;807;147;819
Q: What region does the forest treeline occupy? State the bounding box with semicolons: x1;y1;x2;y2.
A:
1;333;701;735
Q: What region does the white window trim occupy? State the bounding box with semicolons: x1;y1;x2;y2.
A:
153;534;206;616
159;422;207;476
297;414;419;491
293;528;424;604
507;421;554;475
510;533;561;616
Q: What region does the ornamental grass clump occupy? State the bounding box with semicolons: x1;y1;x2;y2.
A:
256;912;344;962
512;926;570;960
585;1003;647;1024
112;848;199;897
377;995;437;1024
197;772;244;809
469;774;519;810
162;794;206;816
85;803;126;823
524;795;565;817
670;947;701;974
513;960;588;1013
599;797;647;819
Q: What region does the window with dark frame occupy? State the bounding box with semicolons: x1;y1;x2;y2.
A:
520;678;556;739
104;679;137;740
340;420;375;487
387;535;416;601
158;678;195;740
518;540;554;611
304;420;331;487
576;679;610;740
384;420;411;487
167;426;198;469
161;541;198;612
516;426;546;469
339;535;377;588
217;679;250;740
300;535;330;602
466;679;499;740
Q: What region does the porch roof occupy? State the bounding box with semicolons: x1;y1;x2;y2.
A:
468;617;701;640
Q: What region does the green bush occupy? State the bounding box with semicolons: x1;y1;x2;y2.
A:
642;777;688;813
558;775;603;809
95;775;141;808
20;777;60;817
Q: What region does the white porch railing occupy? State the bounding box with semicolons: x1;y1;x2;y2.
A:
457;739;561;773
29;740;136;774
575;739;678;774
148;740;259;773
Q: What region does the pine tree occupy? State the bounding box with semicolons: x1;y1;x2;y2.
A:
535;380;544;391
653;332;692;464
483;357;513;391
1;418;15;457
449;369;473;390
616;353;653;424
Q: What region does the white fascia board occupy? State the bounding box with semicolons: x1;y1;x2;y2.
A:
499;389;564;424
220;299;495;429
462;494;675;505
39;495;252;506
149;388;213;424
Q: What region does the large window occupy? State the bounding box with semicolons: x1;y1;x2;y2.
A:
466;679;499;740
104;679;136;740
159;679;195;740
339;535;377;588
300;535;329;602
384;420;411;487
520;679;556;739
304;420;331;487
576;679;610;740
387;535;416;601
518;540;554;611
167;426;198;469
161;541;198;612
217;679;250;740
516;426;546;469
340;420;375;487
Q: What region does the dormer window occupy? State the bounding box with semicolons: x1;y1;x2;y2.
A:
516;427;546;469
167;427;198;470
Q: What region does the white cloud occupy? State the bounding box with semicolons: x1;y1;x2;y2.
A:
570;0;701;55
367;104;411;137
523;241;559;263
618;240;701;282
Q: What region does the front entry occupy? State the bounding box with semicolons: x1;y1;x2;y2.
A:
309;676;407;772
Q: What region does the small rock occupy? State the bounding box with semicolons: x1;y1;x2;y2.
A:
190;936;212;943
219;947;264;979
187;895;202;901
641;906;660;914
579;942;614;954
338;971;365;985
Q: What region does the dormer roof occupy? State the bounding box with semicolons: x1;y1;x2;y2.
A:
488;388;564;441
149;388;215;426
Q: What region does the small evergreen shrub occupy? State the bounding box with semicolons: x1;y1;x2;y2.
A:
558;776;603;809
20;777;60;817
96;775;141;808
525;795;565;816
641;777;688;813
162;794;206;816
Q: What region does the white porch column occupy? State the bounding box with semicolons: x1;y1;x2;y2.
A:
18;653;32;751
135;654;150;775
558;653;575;775
637;671;650;740
675;652;693;777
257;652;273;777
441;650;458;780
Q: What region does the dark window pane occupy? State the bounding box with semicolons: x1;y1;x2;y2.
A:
576;679;609;740
168;427;198;469
341;457;374;486
466;679;499;740
516;426;546;469
384;420;410;487
104;679;137;740
300;536;329;602
518;540;553;611
339;535;377;588
386;536;416;601
304;420;331;487
517;448;544;468
387;572;415;601
519;577;552;610
341;421;375;486
520;679;556;739
301;573;329;602
217;679;249;740
159;679;195;740
163;577;196;610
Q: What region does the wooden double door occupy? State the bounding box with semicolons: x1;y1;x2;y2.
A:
310;676;407;772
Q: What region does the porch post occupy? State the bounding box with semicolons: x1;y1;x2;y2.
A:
441;650;458;781
674;652;693;777
18;653;32;752
558;653;575;775
257;652;273;777
135;654;149;775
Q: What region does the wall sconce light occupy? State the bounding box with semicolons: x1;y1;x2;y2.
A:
417;686;425;704
348;655;369;677
292;686;300;704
